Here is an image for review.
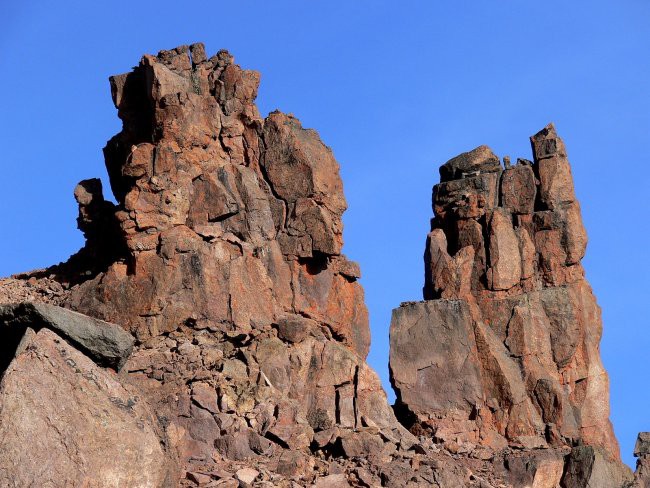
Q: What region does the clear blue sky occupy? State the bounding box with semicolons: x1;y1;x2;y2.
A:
1;0;648;467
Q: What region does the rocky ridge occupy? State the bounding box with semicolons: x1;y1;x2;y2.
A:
0;43;647;487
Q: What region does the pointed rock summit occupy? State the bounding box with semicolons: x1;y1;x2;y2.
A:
0;43;643;487
389;124;633;486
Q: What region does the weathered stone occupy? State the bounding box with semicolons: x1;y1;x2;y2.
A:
500;163;536;214
187;471;212;485
0;301;134;370
214;433;255;461
234;467;259;486
191;381;219;414
312;474;351;487
276;450;312;477
516;226;537;280
0;328;173;487
423;229;474;300
390;300;483;418
277;314;313;343
439;145;502;182
434;172;500;221
486;208;522;290
633;433;650;487
561;446;632;488
340;431;385;458
498;450;565;488
309;474;347;487
390;124;623;468
530;124;575;209
636;433;650;457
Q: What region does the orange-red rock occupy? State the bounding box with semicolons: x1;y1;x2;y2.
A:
1;43;640;487
391;124;623;469
48;43;413;484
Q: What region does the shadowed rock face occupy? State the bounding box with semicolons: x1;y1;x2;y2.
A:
390;126;621;462
632;433;650;487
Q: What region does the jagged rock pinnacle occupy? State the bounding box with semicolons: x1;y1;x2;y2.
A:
389;125;632;486
0;43;643;487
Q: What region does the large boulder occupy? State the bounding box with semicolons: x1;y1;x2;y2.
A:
0;301;134;370
0;327;174;487
389;300;483;417
561;446;632;488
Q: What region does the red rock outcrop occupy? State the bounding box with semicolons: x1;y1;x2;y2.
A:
1;42;643;487
632;433;650;487
49;43;432;486
390;126;626;473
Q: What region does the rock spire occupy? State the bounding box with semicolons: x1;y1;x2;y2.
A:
0;43;643;487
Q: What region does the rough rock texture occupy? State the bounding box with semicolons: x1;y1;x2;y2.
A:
632;433;650;487
0;301;134;369
561;446;632;488
1;43;644;487
35;43;449;486
0;273;67;305
0;307;174;487
390;126;632;484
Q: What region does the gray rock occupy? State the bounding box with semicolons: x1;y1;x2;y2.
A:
0;302;134;370
561;446;633;488
635;433;650;457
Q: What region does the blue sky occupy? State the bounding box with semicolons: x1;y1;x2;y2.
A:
1;0;648;467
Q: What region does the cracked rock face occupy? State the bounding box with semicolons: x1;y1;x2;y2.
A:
390;125;621;463
3;42;645;487
52;43;421;485
69;45;365;353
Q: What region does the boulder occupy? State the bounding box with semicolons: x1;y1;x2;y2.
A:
0;328;173;487
0;301;134;370
389;300;483;418
439;145;502;182
561;446;633;488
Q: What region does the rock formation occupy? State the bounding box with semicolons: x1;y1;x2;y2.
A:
0;43;646;487
1;43;441;487
52;42;432;486
632;433;650;487
389;126;634;485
